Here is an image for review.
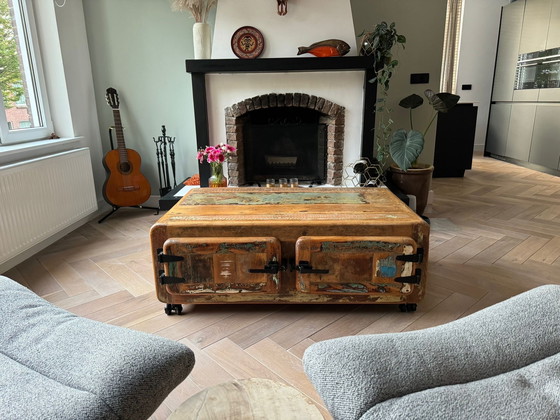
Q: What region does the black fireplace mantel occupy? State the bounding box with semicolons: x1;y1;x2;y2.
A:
186;56;376;73
186;56;377;186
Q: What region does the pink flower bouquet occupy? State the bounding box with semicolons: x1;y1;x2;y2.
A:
197;143;236;164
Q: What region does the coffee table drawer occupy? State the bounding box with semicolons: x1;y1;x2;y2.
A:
160;237;281;295
295;236;422;295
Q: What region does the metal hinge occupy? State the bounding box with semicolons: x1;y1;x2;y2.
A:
396;248;424;263
159;270;186;285
157;249;185;263
395;269;422;284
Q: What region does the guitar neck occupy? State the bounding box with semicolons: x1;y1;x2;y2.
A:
112;109;128;163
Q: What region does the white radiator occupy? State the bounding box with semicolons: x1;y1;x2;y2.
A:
0;148;98;267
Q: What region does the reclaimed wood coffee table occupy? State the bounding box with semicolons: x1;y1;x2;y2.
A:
150;187;429;314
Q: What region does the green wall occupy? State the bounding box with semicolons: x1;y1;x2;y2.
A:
83;0;203;191
83;0;446;192
351;0;448;164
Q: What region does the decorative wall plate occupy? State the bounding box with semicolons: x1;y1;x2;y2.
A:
231;26;265;59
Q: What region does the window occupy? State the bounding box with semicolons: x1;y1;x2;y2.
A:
0;0;51;144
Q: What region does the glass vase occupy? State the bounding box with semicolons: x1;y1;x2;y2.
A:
208;163;227;188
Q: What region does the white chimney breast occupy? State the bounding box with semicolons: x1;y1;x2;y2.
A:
212;0;358;58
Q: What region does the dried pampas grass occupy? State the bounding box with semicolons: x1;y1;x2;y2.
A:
171;0;217;23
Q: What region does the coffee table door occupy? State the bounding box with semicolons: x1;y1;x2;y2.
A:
160;237;281;295
295;236;422;295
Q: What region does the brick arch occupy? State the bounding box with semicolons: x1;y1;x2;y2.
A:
224;93;345;186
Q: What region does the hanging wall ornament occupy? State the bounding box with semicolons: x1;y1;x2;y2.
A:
277;0;287;15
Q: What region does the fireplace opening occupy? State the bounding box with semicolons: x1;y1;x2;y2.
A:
243;107;327;184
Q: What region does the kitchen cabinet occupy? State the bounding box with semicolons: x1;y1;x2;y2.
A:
519;0;552;53
529;104;560;168
493;0;526;102
486;103;512;156
505;103;537;161
546;0;560;48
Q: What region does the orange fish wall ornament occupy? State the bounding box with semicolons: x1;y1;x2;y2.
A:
277;0;287;15
297;39;351;57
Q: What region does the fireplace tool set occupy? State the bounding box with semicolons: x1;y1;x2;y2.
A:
153;125;177;196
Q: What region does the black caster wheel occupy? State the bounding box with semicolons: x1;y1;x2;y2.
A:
164;304;183;315
399;303;417;313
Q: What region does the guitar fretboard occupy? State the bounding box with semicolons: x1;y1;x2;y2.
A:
112;109;128;164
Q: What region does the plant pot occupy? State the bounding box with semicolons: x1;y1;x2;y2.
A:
389;164;434;215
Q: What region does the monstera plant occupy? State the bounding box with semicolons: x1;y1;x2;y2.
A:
390;89;460;171
388;89;460;215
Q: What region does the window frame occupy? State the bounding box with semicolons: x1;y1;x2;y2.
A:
0;0;52;145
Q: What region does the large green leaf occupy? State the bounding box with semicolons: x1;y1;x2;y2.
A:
389;129;424;171
425;90;460;113
398;94;423;110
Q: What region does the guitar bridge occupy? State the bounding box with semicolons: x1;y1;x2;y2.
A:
120;186;141;191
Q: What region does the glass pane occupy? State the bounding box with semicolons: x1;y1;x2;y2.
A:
0;0;43;132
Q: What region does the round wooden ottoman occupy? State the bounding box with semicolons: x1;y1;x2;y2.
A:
168;378;324;420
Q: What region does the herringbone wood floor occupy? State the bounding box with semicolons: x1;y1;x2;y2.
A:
5;156;560;419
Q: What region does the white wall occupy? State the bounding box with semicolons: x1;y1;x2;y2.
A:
212;0;358;58
33;0;107;206
456;0;511;151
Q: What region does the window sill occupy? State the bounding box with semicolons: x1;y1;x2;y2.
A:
0;137;84;166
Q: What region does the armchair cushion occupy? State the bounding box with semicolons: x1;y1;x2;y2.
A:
362;351;560;419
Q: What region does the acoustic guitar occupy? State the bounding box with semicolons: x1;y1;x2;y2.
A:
102;87;151;207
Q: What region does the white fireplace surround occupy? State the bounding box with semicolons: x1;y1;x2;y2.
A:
205;71;366;184
197;0;367;186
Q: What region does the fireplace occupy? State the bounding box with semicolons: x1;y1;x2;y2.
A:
186;57;376;187
226;93;344;185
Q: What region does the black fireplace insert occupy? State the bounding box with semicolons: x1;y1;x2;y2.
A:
242;107;327;184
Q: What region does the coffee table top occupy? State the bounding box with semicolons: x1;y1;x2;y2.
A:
157;187;419;226
168;378;324;420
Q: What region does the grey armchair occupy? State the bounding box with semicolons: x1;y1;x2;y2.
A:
303;285;560;420
0;275;195;420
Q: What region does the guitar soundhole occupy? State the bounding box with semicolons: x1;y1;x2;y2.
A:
119;162;132;174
